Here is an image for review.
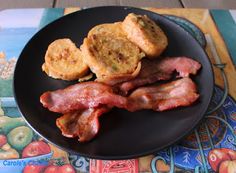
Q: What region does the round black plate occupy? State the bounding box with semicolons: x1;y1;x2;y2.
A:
13;6;214;159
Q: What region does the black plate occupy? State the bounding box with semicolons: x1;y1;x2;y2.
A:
13;6;214;159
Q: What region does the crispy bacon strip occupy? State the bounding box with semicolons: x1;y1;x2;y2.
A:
52;78;199;142
56;106;111;142
127;78;199;112
157;57;201;77
117;57;201;94
40;81;127;114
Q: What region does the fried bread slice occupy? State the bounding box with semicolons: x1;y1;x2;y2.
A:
42;38;89;81
88;22;126;38
81;23;144;84
122;13;168;58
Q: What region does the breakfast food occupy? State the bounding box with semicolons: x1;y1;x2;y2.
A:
40;81;127;114
122;13;168;58
52;77;198;142
117;57;201;94
56;106;110;142
127;78;199;112
41;77;199;113
42;38;89;80
87;22;126;38
80;23;144;84
40;13;202;142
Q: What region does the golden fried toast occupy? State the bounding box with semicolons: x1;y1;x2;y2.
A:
122;13;168;58
42;38;89;80
88;22;126;38
81;23;144;83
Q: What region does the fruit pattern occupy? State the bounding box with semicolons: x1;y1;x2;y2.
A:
0;116;27;160
0;112;76;173
208;148;236;173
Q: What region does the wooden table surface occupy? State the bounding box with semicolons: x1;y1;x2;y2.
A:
0;0;236;10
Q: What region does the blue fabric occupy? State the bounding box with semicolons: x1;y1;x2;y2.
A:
38;8;64;29
210;10;236;66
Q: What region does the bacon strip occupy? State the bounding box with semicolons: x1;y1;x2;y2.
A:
156;57;201;77
41;56;201;142
56;106;111;142
127;78;199;112
54;78;199;142
117;57;201;95
40;81;127;114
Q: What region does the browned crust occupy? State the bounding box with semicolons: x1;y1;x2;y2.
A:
81;23;145;83
122;13;168;58
42;38;89;81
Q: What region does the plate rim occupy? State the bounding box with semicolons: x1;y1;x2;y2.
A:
13;6;215;160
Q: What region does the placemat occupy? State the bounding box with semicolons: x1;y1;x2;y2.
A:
0;7;236;173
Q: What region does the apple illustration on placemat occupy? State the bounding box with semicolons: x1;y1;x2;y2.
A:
208;148;236;173
22;141;51;158
0;115;51;157
7;126;33;151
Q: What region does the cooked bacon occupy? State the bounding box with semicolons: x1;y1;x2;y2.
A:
156;57;201;77
56;106;110;142
40;81;127;114
117;57;201;95
127;78;199;112
49;78;199;142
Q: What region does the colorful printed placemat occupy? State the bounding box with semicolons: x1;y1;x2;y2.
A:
0;7;236;173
